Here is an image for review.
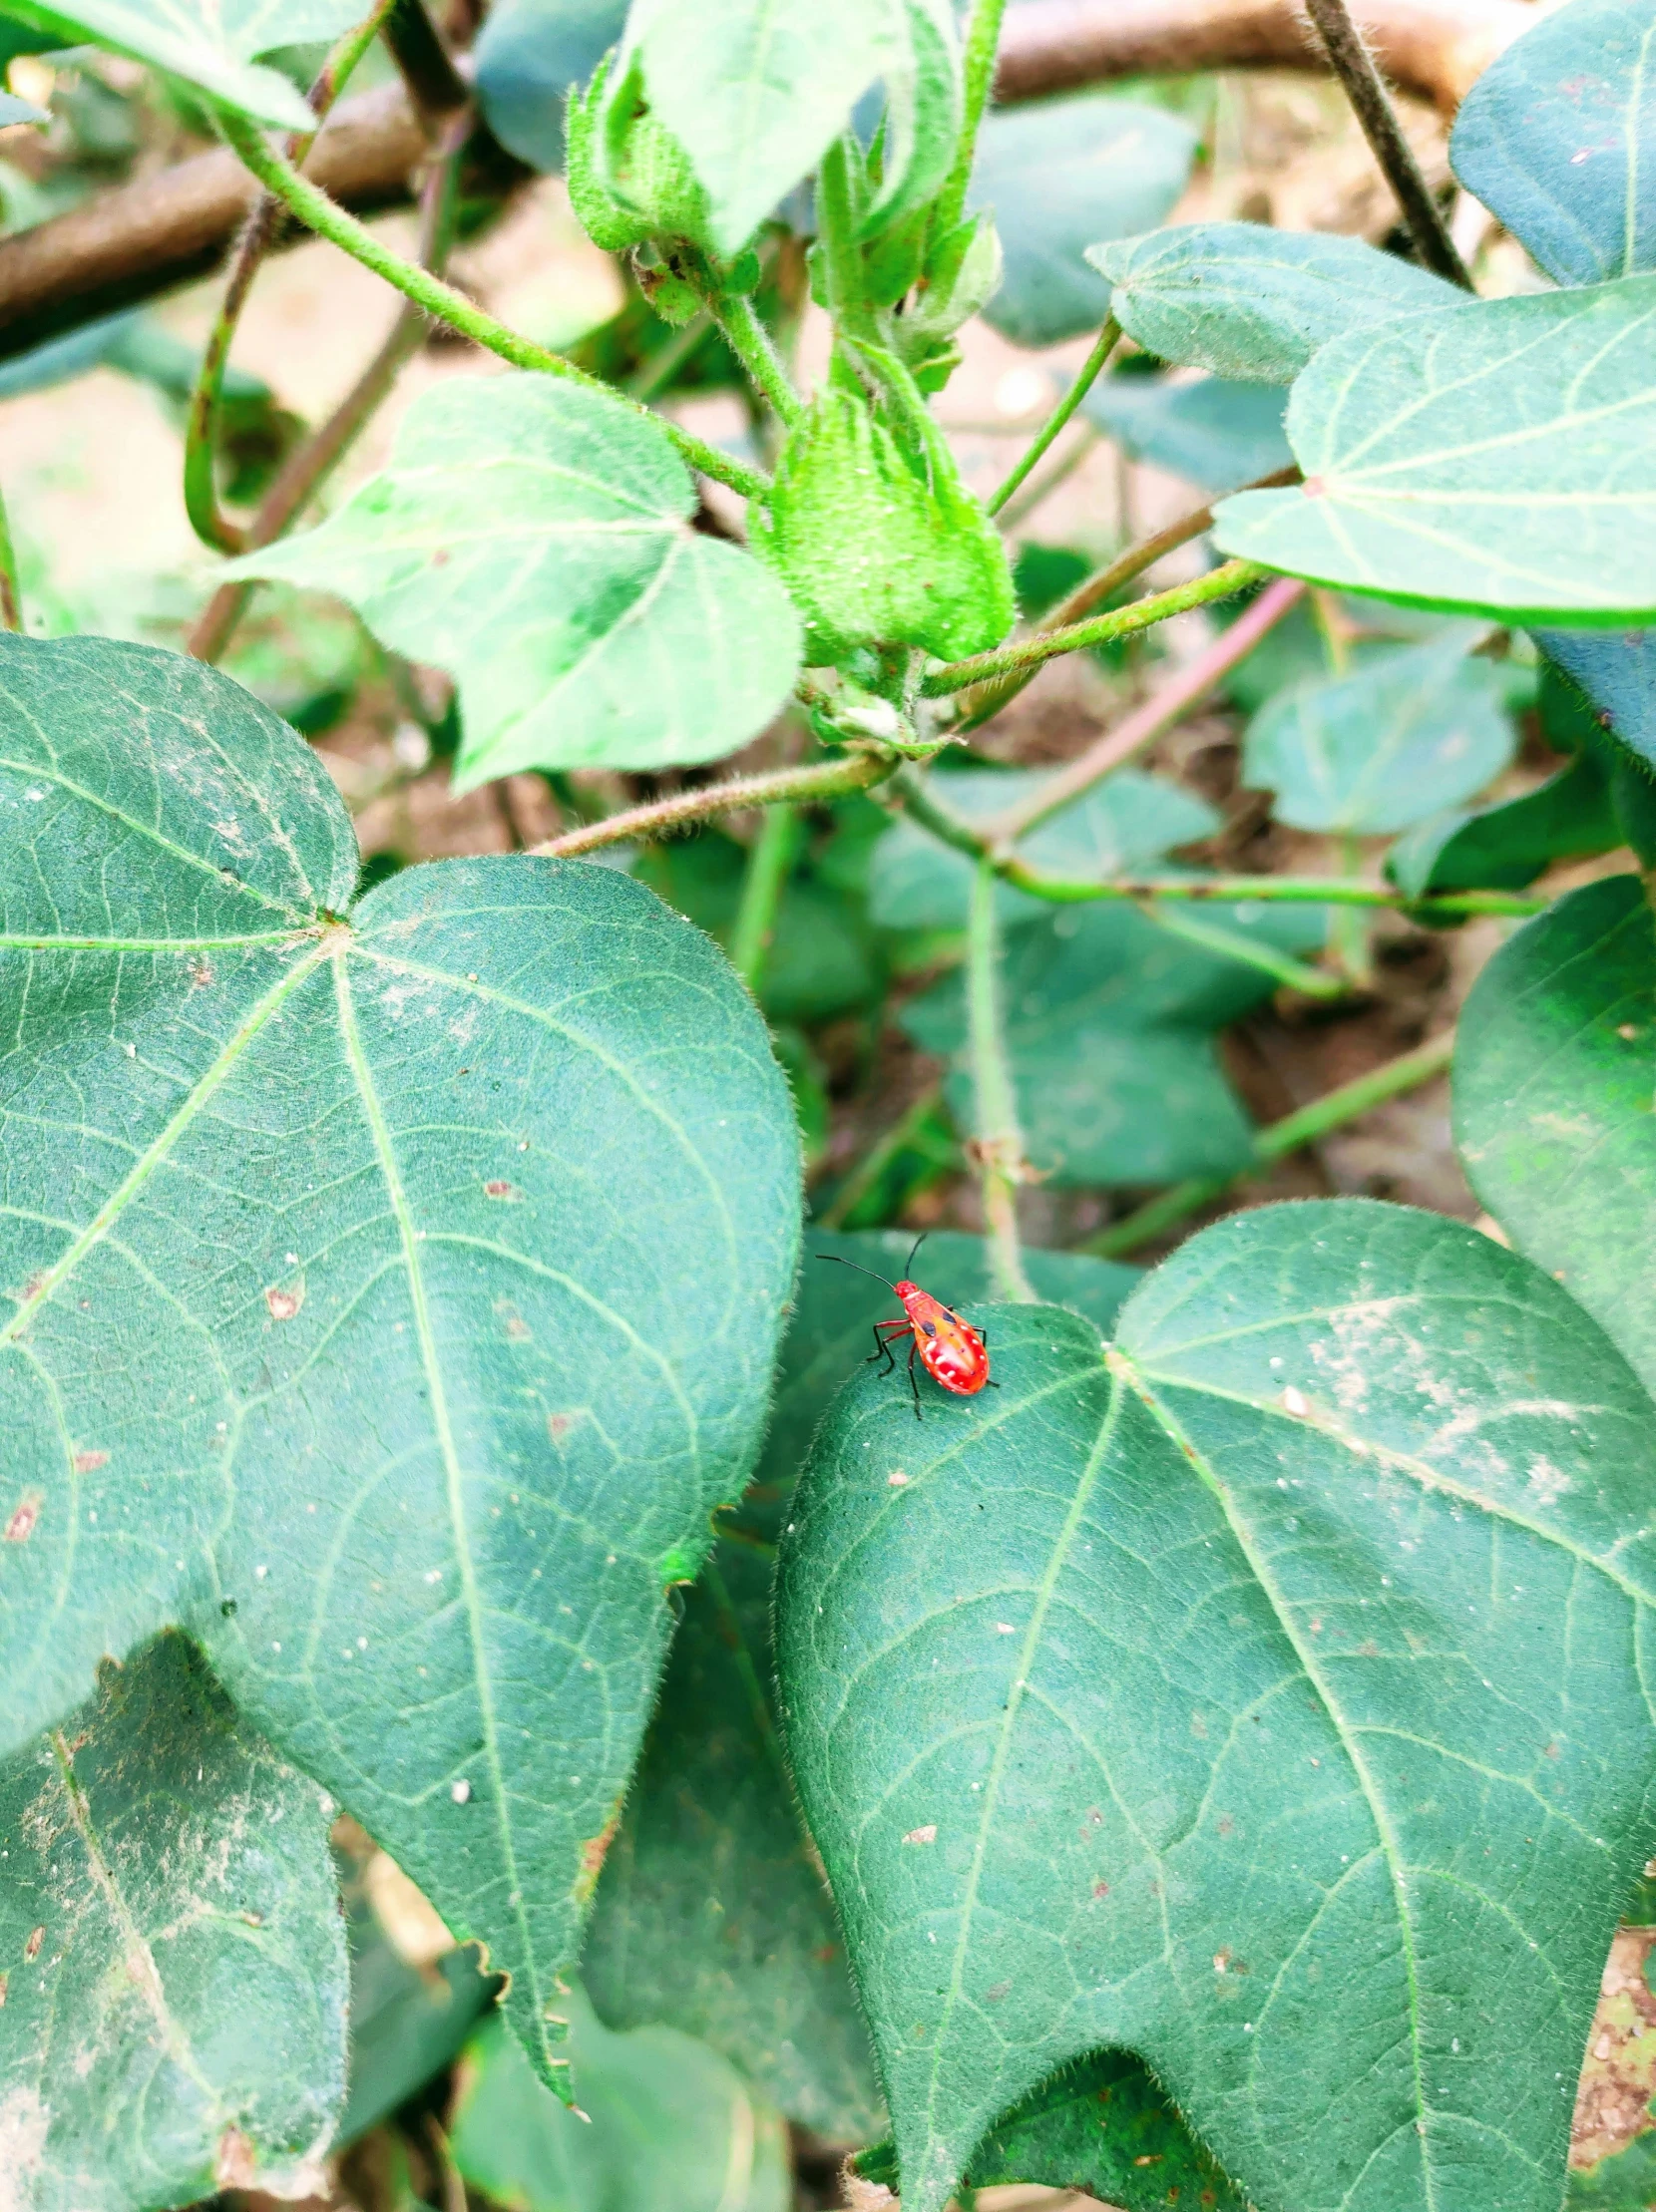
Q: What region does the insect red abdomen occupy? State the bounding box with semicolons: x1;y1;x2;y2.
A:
895;1282;991;1396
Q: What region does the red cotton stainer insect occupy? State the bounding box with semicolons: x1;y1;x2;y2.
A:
819;1235;998;1419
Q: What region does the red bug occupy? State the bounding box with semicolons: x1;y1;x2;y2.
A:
819;1235;998;1419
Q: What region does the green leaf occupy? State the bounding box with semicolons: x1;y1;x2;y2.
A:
902;900;1324;1187
1213;276;1656;624
450;1997;792;2212
0;634;800;2093
474;0;627;173
226;374;802;785
868;767;1219;934
1453;874;1656;1395
752;387;1013;664
620;0;960;258
0;0;359;129
1450;0;1656;287
1537;630;1656;770
1084;372;1293;492
777;1199;1656;2212
1088;221;1461;383
1243;627;1516;835
0;1633;346;2210
1570;2124;1656;2209
1387;747;1619;897
972;95;1196;350
856;2047;1247;2211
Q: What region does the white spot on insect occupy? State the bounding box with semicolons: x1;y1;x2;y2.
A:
452;1779;472;1804
903;1824;938;1845
1281;1386;1310;1418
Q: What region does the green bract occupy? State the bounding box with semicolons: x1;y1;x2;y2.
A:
225;375;802;784
0;634;799;2097
1213;275;1656;622
566;49;719;257
778;1201;1656;2212
752;389;1014;664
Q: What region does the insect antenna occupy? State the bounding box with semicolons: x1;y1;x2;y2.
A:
903;1230;928;1277
816;1253;900;1291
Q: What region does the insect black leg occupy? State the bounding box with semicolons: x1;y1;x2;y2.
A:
908;1338;923;1419
866;1323;897;1374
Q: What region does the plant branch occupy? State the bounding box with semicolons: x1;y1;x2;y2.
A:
1144;902;1345;999
937;0;1012;234
967;860;1036;1303
988;317;1117;519
188;116;468;665
212;108;770;501
922;557;1268;698
712;291;804;428
383;0;470;123
528;754;898;859
730;805;805;991
1084;1029;1456;1257
185;0;398;556
1302;0;1472;286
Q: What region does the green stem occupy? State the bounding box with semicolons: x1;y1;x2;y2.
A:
818;1080;947;1229
988;317;1117;518
626;309;713;402
712;290;804;428
923;559;1268;697
213;108;769;502
530;752;896;859
0;477;22;632
967;859;1035;1303
1144;903;1343;1000
185;0;397;554
1084;1031;1456;1259
729;804;804;992
1329;832;1375;986
935;0;1010;235
992;423;1099;534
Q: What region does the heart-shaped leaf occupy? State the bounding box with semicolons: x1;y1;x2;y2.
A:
451;1996;792;2212
1213;275;1656;623
1244;627;1516;835
867;767;1220;934
1453;874;1656;1395
778;1199;1656;2212
972;95;1195;350
902;900;1325;1187
0;0;359;129
1450;0;1656;286
618;0;959;257
0;1633;346;2211
1084;372;1293;492
0;633;799;2090
1087;221;1460;383
227;374;802;786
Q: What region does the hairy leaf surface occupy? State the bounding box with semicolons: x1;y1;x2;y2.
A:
620;0;959;256
0;1634;346;2211
1214;276;1656;621
1454;875;1656;1397
779;1200;1656;2212
0;634;799;2089
0;0;358;129
227;374;802;784
1451;0;1656;287
973;96;1195;350
1088;221;1459;382
1537;629;1656;769
1243;627;1516;835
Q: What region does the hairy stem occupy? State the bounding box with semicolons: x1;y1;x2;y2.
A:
713;290;804;428
185;0;397;554
1085;1030;1456;1258
729;804;805;992
967;860;1036;1303
924;558;1267;697
992;576;1307;837
989;318;1117;518
529;753;897;859
0;477;21;633
188;117;466;664
213;108;770;501
1302;0;1472;287
937;0;1011;234
818;1080;949;1229
960;465;1301;730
